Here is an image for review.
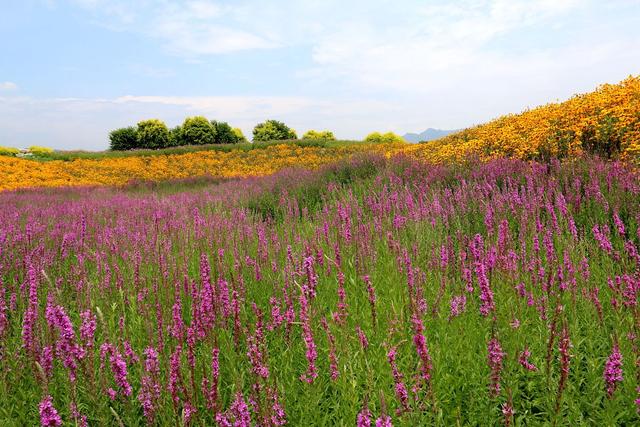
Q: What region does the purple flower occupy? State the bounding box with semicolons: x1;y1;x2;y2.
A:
39;396;62;427
387;347;410;413
487;337;505;397
375;414;393;427
357;406;372;427
604;344;623;397
356;326;369;350
518;347;537;371
449;295;466;318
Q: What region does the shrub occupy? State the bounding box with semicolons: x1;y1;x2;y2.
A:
29;146;54;157
253;120;297;142
364;132;405;144
0;146;20;157
233;128;248;143
109;127;138;151
169;126;184;147
137;119;170;149
182;116;216;146
302;130;336;140
212;120;238;144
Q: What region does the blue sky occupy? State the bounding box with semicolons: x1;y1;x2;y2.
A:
0;0;639;150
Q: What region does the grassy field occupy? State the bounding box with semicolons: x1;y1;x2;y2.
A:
1;153;639;425
33;139;363;161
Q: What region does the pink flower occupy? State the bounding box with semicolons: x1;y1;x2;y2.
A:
604;344;623;397
228;392;251;427
449;295;466;318
387;347;410;413
518;347;537;371
411;314;432;386
356;406;372;427
375;414;393;427
356;326;369;350
487;337;505;397
363;275;377;325
39;396;62;427
299;292;318;383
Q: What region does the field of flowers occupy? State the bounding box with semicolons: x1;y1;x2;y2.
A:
0;142;406;192
414;76;640;163
1;76;638;193
1;153;639;425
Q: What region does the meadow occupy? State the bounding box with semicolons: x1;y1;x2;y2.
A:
1;153;639;426
1;76;639;193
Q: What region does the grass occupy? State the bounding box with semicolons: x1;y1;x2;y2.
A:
33;139;366;161
0;154;638;425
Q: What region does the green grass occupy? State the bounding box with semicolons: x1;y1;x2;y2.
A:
33;139;367;161
0;154;638;425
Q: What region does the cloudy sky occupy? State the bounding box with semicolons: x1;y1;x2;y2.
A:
1;0;639;150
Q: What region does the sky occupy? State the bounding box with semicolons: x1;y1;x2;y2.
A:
0;0;639;150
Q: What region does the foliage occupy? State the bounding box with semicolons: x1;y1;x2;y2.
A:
302;130;336;141
182;116;216;146
28;145;54;156
233;127;248;143
109;127;138;151
136;119;170;150
169;125;184;147
253;119;297;142
0;146;19;157
211;120;238;144
364;131;406;144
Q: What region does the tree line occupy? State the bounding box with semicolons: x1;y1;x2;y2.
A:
109;118;340;151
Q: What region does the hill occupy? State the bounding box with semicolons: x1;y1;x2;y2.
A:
411;75;640;163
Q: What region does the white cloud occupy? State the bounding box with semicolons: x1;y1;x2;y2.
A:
70;0;277;55
0;82;18;91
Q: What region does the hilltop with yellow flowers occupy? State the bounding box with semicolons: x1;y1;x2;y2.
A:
0;75;639;191
409;75;640;163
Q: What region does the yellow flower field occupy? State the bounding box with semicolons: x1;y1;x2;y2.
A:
1;76;638;192
409;75;640;163
0;143;408;192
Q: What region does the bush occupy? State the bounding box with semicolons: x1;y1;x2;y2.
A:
212;121;238;144
109;127;138;151
0;146;20;157
233;128;248;143
364;132;405;144
182;116;216;146
29;146;54;157
253;120;297;142
302;130;336;140
137;119;170;149
169;126;184;147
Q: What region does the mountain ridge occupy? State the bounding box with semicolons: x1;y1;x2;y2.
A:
403;128;457;143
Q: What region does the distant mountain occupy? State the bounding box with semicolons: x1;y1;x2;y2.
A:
403;128;457;143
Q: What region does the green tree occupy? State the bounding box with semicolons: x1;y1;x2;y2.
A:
212;120;238;144
232;127;248;143
182;116;216;146
364;131;405;144
136;119;170;149
169;125;184;147
302;130;336;140
252;120;297;142
109;127;138;151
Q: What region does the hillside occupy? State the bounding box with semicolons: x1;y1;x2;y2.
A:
410;75;640;163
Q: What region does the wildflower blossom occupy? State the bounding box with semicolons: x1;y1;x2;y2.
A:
39;396;62;427
604;344;623;397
